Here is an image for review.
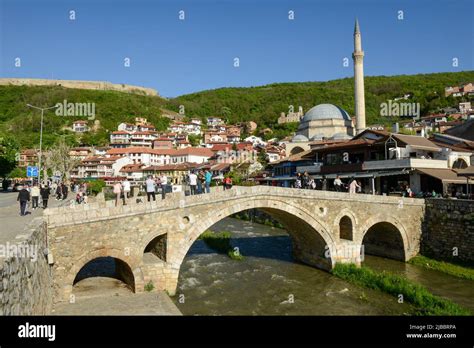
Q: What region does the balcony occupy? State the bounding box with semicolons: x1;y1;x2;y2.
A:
363;158;447;170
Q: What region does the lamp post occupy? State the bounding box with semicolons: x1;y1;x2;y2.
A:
26;104;58;185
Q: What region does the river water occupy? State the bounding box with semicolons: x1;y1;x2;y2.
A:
173;217;474;315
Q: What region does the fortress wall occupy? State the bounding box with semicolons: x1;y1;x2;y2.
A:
0;78;158;97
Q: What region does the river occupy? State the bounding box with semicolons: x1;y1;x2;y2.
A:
172;217;474;315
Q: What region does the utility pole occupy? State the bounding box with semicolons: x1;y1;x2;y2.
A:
26;104;58;184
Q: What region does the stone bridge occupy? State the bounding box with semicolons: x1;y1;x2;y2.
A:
43;186;425;303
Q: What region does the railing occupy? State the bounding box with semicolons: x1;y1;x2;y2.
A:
296;164;322;173
363;158;447;170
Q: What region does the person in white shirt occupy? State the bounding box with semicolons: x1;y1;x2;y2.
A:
145;176;156;202
334;176;343;192
188;171;198;195
30;183;40;210
122;178;131;205
160;174;168;199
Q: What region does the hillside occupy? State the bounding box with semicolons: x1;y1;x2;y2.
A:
0;85;170;148
165;71;474;128
0;71;473;149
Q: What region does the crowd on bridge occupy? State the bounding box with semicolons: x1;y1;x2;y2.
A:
294;172;363;194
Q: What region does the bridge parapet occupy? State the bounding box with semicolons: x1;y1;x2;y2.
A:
43;186;425;228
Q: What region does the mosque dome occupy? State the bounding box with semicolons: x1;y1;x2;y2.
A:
301;104;351;122
309;134;324;141
292;134;309;142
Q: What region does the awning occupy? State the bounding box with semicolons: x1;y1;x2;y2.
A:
456;166;474;177
416;168;467;184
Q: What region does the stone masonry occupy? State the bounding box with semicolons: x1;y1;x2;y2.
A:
422;198;474;263
0;218;54;315
43;186;425;304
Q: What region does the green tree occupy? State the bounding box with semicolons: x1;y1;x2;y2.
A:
8;167;26;179
188;134;202;147
0;135;19;178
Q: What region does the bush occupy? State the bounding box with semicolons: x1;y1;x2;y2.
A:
144;281;155;292
87;179;106;196
331;263;470;316
199;230;244;261
408;255;474;281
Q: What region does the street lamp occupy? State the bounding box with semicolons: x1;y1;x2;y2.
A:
26;104;58;185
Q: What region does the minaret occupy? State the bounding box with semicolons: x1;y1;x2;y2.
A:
352;18;366;134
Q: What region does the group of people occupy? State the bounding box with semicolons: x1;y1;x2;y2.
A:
113;178;133;206
187;170;212;195
51;182;69;201
294;173;363;194
16;183;51;216
334;176;362;194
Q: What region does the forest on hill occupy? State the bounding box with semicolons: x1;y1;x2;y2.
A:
0;71;472;150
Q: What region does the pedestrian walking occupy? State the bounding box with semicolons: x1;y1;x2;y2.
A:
55;184;62;200
295;173;302;189
17;185;30;216
349;178;360;194
322;176;327;191
334;176;343;192
204;170;212;193
40;184;50;209
113;181;122;206
61;183;68;200
188;171;197;195
31;183;40;210
160;173;168;199
122;178;131;205
145;176;156;202
197;170;205;194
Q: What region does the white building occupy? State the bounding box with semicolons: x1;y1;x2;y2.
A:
244;135;267;147
170;148;214;164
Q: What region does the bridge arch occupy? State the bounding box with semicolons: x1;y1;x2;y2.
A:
358;216;410;261
333;209;359;241
169;197;338;273
62;248;142;301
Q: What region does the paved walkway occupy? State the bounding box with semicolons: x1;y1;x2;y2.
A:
52;277;181;315
0;191;70;245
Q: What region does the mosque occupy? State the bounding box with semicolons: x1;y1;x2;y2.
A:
286;19;366;156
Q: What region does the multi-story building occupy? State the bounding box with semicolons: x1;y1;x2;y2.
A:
72;156;132;179
72;120;88;132
69;147;93;160
269;129;473;196
110;131;131;148
204;132;228;144
18;149;38;168
170;147;214;164
207;117;224;127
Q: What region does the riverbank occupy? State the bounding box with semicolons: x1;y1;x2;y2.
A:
331;263;471;316
408;255;474;281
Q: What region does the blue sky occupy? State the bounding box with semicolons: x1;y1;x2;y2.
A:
0;0;472;97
